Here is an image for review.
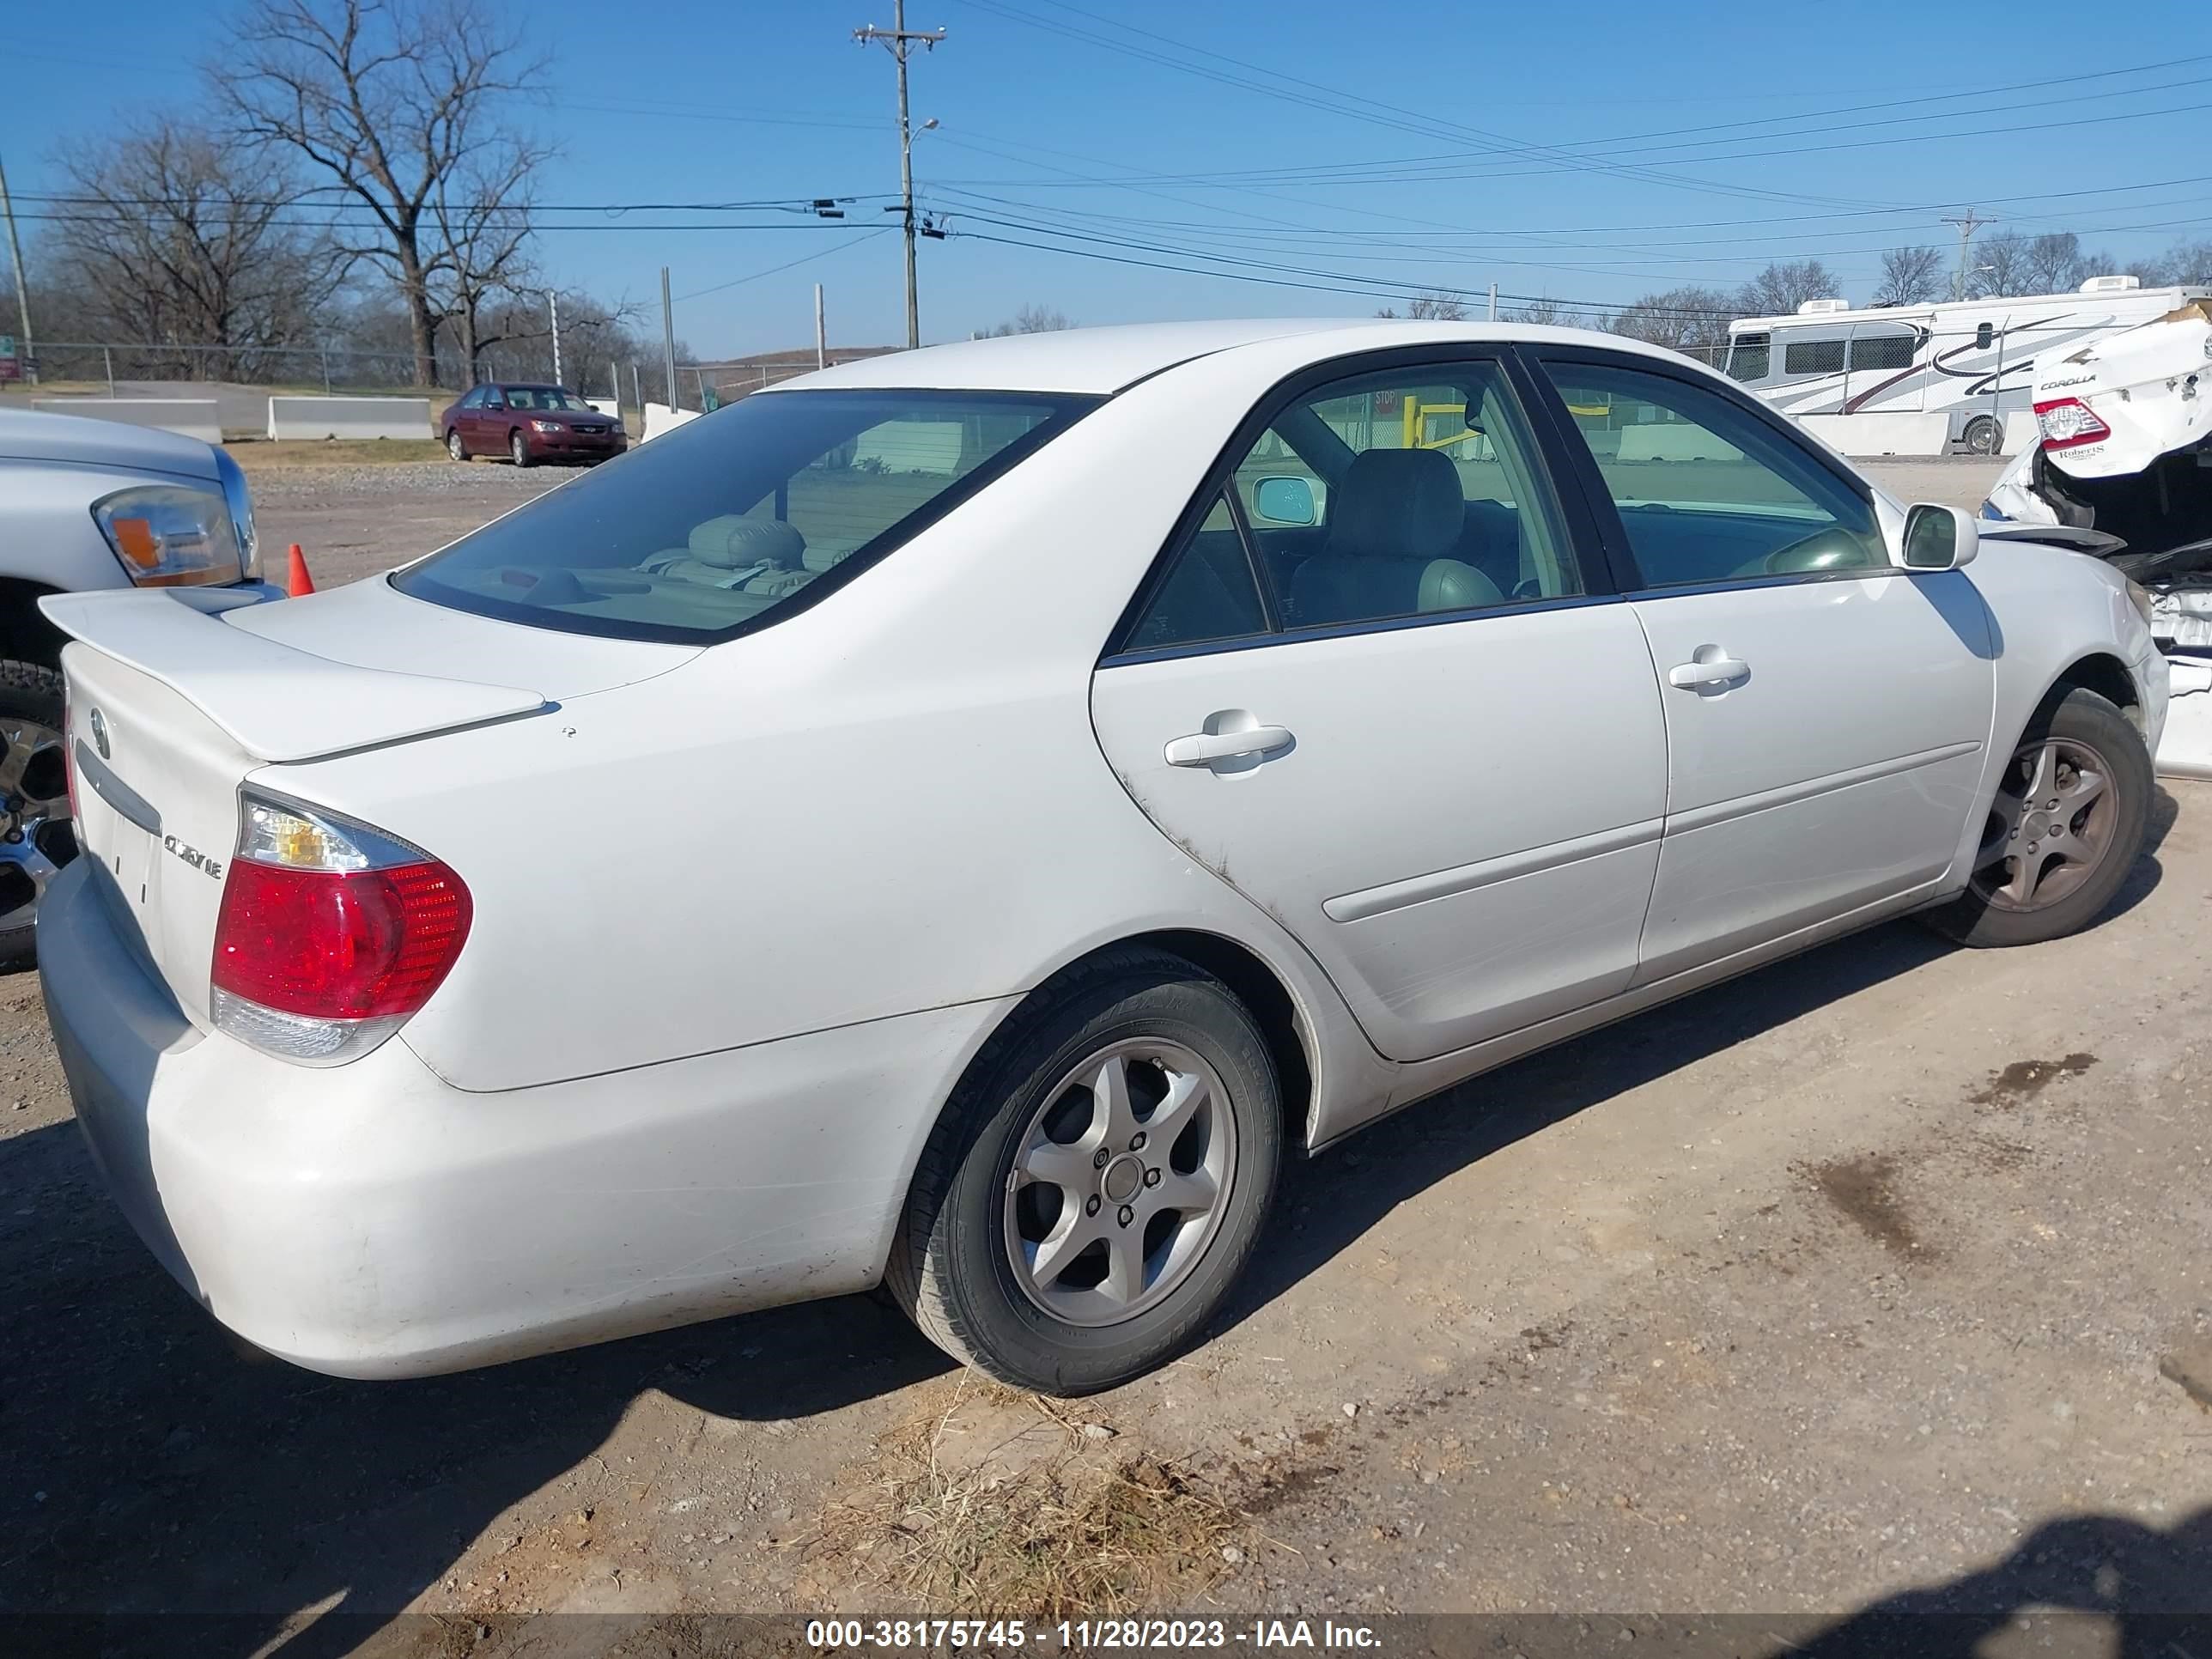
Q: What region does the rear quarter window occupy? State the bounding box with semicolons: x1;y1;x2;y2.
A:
392;389;1097;644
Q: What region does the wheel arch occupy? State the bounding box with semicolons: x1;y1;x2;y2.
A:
2045;651;2143;735
964;927;1322;1158
0;577;73;672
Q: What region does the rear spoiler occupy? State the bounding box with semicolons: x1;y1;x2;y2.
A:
40;588;548;763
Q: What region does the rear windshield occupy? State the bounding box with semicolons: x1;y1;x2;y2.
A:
394;388;1097;643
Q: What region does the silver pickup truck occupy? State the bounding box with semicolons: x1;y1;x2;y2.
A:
0;408;278;960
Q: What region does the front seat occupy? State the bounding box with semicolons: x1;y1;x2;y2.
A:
1288;447;1501;625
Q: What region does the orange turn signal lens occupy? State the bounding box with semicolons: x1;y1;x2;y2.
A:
111;517;159;568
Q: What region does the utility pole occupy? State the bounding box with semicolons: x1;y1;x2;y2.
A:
0;151;35;384
1943;209;1996;302
659;266;678;410
815;283;828;371
855;4;944;350
1487;283;1498;321
548;290;562;385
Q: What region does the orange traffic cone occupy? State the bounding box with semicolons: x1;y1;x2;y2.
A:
286;544;315;597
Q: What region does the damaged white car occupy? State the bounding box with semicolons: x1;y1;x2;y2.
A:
1986;298;2212;776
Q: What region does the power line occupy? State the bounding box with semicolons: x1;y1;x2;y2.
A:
957;0;1889;212
674;228;895;301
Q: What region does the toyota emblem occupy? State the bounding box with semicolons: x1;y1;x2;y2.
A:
89;707;110;761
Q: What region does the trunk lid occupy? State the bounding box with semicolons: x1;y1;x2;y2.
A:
44;582;692;1027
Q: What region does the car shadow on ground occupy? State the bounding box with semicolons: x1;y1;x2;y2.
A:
0;807;2177;1656
1228;785;2172;1328
1779;1504;2212;1656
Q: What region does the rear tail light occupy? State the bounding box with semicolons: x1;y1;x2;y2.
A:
210;793;471;1066
2034;397;2112;450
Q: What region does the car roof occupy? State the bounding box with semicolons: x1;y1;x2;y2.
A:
0;406;221;481
774;318;1692;396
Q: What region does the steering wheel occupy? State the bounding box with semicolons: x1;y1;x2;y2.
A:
1730;526;1871;578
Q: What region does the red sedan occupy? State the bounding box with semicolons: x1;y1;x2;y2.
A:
440;384;628;467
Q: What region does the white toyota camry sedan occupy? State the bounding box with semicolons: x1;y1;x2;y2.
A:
40;320;2166;1394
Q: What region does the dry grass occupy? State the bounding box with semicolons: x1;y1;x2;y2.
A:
794;1377;1257;1618
225;438;448;469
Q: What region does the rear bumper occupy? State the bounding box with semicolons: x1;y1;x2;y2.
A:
39;858;1010;1378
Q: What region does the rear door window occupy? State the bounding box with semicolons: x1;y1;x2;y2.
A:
393;390;1096;643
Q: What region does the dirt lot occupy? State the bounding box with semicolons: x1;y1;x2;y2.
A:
4;453;2207;1655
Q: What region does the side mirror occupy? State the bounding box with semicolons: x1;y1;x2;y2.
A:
1252;475;1317;526
1902;502;1978;570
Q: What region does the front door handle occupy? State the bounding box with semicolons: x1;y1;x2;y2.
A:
1164;724;1294;767
1668;653;1749;690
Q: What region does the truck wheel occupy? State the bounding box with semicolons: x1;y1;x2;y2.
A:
0;662;76;969
1921;686;2150;948
1963;416;2003;456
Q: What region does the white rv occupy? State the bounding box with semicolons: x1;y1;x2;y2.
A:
1723;276;2210;457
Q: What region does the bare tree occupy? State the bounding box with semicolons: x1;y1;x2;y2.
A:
979;304;1074;336
1735;259;1839;318
430;144;547;380
1607;285;1736;354
2123;239;2212;288
1972;229;2033;298
1503;295;1583;328
1407;292;1468;321
1871;246;1944;307
2021;232;2087;295
212;0;550;386
48;118;342;379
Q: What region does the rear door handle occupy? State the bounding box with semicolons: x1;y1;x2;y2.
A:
1164;725;1294;767
1668;655;1749;690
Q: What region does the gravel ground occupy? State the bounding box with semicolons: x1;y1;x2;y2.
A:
15;451;2204;1657
251;460;566;589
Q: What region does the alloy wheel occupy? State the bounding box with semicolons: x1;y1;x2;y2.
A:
1001;1037;1236;1328
0;719;75;932
1971;734;2117;912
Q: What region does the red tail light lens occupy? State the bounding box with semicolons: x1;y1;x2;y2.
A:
210;793;471;1065
213;860;471;1020
2034;397;2112;450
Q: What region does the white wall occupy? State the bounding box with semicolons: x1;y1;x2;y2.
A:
1616;424;1745;463
266;396;433;441
32;398;222;445
586;397;621;421
1797;412;1953;458
641;402;700;442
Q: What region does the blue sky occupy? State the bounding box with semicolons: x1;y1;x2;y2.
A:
11;1;2212;356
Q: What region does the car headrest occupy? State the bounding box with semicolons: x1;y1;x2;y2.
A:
686;515;807;570
1326;447;1463;562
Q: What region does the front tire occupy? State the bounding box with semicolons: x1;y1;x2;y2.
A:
510;430;532;468
1923;685;2150;947
887;950;1283;1395
1963;415;2003;457
0;663;76;969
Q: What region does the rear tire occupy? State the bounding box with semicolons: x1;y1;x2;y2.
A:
510;430;532;468
0;662;75;969
447;428;468;462
1963;415;2003;457
1922;686;2150;947
886;949;1282;1395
